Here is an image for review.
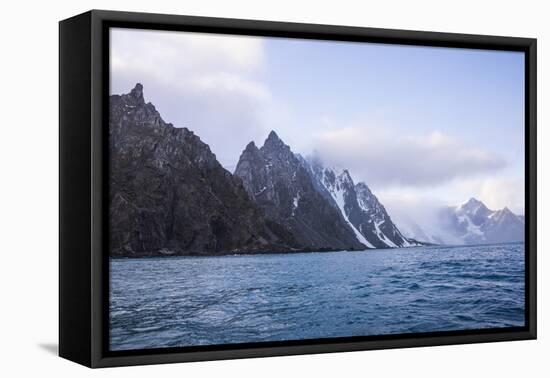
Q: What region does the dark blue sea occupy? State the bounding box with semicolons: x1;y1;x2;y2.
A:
109;243;525;351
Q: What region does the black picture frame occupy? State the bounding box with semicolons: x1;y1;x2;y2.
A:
59;9;537;368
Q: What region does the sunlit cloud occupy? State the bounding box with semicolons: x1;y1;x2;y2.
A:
313;126;507;188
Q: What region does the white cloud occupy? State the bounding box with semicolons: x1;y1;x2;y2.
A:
110;28;273;169
313;126;506;188
376;174;524;245
189;72;271;101
453;176;525;214
111;28;264;76
377;191;462;244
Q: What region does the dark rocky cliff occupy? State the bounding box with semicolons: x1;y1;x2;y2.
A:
109;84;298;256
234;131;366;251
303;156;414;248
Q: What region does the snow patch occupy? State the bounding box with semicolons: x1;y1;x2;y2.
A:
328;178;374;249
374;220;398;248
457;214;483;236
291;192;301;216
254;186;267;196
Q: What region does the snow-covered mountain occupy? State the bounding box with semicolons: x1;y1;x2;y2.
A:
439;198;524;245
300;155;418;248
414;198;525;245
234;131;366;251
234;131;419;250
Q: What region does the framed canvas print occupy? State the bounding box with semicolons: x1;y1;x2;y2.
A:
59;10;537;368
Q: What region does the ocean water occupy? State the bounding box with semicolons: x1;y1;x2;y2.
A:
109;243;525;351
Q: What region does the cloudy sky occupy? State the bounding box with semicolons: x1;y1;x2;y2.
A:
110;28;525;220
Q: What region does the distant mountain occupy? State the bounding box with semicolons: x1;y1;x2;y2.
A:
234;131;367;251
300;156;417;248
109;84;299;256
438;198;525;245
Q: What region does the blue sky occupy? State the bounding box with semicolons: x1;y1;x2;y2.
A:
110;28;525;220
264;38;524;156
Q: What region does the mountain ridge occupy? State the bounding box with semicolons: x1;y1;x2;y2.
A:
234;131;368;251
109;84;301;256
397;197;524;246
109;84;522;256
300;156;418;248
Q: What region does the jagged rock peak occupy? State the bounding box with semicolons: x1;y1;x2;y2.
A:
340;169;353;183
267;130;280;141
355;181;373;195
245;141;259;151
109;87;301;256
492;207;516;221
129;83;144;102
463;197;483;207
262;130;289;151
459;197;489;212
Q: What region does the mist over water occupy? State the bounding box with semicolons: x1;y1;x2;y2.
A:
110;243;525;351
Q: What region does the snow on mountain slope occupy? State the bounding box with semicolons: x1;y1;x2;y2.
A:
234;131;367;251
439;198;524;245
322;169;375;248
300;156;417;249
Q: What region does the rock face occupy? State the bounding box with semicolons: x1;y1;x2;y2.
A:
109;84;298;256
302;157;416;248
109;85;434;256
234;131;367;251
354;182;417;247
438;198;525;245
